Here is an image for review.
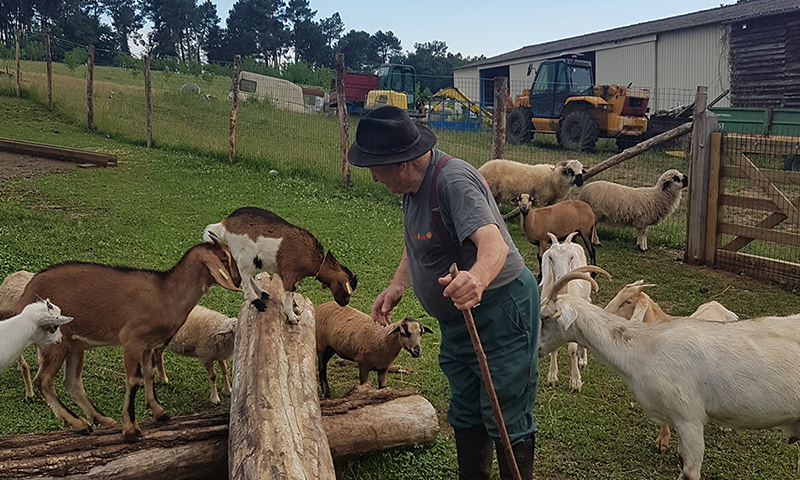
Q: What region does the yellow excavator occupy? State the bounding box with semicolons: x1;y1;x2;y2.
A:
427;87;493;129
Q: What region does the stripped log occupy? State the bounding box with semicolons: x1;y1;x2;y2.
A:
0;137;117;166
228;273;336;479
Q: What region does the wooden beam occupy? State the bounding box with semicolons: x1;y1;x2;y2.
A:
718;222;800;248
715;249;800;287
721;165;800;186
685;86;717;266
0;137;116;166
723;133;800;157
705;131;723;265
729;151;800;227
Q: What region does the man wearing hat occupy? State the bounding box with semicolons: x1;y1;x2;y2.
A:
348;105;538;480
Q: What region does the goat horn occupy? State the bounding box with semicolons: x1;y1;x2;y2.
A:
571;265;612;281
544;271;599;301
547;232;558;245
565;231;578;244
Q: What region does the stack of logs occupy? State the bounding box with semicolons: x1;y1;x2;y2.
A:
0;274;439;479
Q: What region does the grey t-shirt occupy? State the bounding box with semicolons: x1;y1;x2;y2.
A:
403;149;525;322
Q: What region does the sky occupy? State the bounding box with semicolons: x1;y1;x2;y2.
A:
209;0;729;59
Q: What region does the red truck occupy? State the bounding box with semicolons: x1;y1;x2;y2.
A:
329;72;377;114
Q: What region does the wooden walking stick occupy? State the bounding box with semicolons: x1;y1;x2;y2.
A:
449;263;522;480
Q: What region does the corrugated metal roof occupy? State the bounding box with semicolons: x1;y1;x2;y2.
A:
459;0;800;70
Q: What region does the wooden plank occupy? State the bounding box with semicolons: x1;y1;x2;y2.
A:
719;193;800;252
722;133;800;156
719;222;800;248
719;194;785;212
722;165;800;186
0;137;116;166
715;249;800;286
730;151;800;227
705;131;723;265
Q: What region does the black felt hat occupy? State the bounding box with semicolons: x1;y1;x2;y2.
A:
348;106;436;167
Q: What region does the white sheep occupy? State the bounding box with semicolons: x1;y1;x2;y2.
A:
539;233;594;393
539;267;800;480
0;299;72;373
204;207;357;325
578;169;688;251
0;270;36;398
478;158;585;208
604;279;739;453
154;305;237;405
314;301;433;398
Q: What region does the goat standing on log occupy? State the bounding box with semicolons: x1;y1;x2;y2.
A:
203;207;358;324
1;236;241;442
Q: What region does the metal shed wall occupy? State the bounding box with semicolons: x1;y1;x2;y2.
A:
595;40;656;97
656;25;731;110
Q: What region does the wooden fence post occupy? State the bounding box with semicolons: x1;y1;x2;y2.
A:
492;77;507;160
144;55;152;148
86;45;94;134
45;34;52;111
14;27;20;98
704;131;723;266
335;53;351;188
684;86;718;265
229;55;240;165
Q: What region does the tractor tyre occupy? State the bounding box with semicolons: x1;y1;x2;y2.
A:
506;107;533;145
559;110;599;152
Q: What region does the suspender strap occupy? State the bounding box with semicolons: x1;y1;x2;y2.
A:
430;155;461;266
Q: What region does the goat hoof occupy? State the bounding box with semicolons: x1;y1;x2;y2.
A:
251;299;267;312
155;412;170;422
260;291;269;301
123;431;141;443
75;427;92;436
789;436;799;444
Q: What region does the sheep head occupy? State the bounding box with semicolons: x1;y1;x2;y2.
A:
561;159;585;187
658;169;688;191
387;317;433;358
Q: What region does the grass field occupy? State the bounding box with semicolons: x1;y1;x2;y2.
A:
2;65;800;479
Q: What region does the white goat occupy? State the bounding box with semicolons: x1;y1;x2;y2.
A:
604;279;739;453
539;267;800;480
0;299;72;372
539;232;593;392
204;207;357;325
154;305;237;405
578;169;688;251
0;270;36;398
315;301;433;398
478;158;585;208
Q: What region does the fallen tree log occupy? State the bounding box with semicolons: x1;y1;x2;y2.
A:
0;391;438;478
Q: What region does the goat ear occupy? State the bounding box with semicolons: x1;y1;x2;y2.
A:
556;305;577;330
387;323;401;335
38;314;73;328
203;254;240;292
422;324;434;334
631;299;649;323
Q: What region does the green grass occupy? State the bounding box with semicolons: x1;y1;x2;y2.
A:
2;68;800;479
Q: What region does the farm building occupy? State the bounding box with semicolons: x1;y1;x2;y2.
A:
454;0;800;112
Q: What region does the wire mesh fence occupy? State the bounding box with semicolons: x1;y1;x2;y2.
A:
7;48;800;276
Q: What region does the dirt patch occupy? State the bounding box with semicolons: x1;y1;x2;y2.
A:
0;150;78;179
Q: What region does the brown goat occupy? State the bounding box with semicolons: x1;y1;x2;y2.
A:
2;237;241;442
203;207;358;324
516;195;596;279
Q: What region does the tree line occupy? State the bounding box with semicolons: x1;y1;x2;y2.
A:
0;0;484;93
